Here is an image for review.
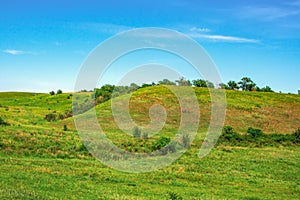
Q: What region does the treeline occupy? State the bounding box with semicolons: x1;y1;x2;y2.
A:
217;126;300;147
92;76;274;104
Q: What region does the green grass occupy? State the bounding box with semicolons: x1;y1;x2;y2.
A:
0;88;300;199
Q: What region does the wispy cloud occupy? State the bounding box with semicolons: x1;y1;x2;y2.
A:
2;49;37;55
188;33;259;43
238;6;300;21
2;49;25;55
190;27;211;33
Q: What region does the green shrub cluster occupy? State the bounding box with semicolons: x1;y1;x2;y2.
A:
218;126;300;147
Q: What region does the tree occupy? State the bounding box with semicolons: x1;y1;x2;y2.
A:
298;90;300;95
260;86;274;92
227;81;239;90
158;79;176;85
176;77;191;86
49;91;55;95
218;83;229;89
192;79;207;87
57;89;63;94
238;77;256;91
206;81;215;88
132;126;141;138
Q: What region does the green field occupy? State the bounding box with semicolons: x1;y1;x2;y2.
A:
0;87;299;199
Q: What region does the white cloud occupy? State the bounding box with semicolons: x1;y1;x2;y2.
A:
190;27;211;33
188;33;259;43
2;49;25;55
2;49;37;55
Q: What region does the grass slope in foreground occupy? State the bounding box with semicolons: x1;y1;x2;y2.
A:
0;87;299;199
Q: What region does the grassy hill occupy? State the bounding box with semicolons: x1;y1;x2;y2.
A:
0;87;299;199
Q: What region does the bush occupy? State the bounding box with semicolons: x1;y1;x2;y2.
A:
0;117;9;126
57;89;63;94
221;126;241;142
181;133;190;148
167;192;183;200
132;126;141;138
247;127;265;138
293;128;300;142
142;132;148;139
63;124;68;131
151;136;171;151
49;91;55;95
45;113;56;121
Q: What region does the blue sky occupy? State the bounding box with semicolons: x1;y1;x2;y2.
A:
0;0;299;93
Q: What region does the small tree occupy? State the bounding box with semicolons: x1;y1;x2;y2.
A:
57;89;63;94
49;91;55;95
192;79;207;87
63;124;68;131
218;83;229;89
142;132;148;139
176;77;191;86
158;79;176;85
227;81;239;90
298;90;300;95
132;126;141;138
260;86;274;92
238;77;256;91
206;81;215;88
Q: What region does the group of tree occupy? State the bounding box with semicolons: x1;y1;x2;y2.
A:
222;77;274;92
49;89;63;95
81;76;275;107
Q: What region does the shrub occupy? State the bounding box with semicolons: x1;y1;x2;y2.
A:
132;126;141;138
181;133;190;148
142;132;148;139
63;124;68;131
49;91;55;95
0;117;9;126
167;192;183;200
247;127;265;138
151;136;170;151
221;126;241;142
57;89;63;94
45;113;56;121
293;128;300;142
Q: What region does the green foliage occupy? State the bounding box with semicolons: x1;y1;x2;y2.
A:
44;113;56;121
151;136;171;151
218;83;229;89
181;133;190;148
132;126;141;138
192;79;207;87
293;128;300;142
142;132;148;139
49;91;55;95
260;86;274;92
247;127;265;138
175;77;191;86
57;89;63;94
158;79;176;85
0;117;9;126
238;77;256;91
206;81;215;88
220;126;241;142
167;192;183;200
227;80;239;90
63;124;68;131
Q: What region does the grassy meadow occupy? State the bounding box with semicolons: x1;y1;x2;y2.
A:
0;86;299;199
